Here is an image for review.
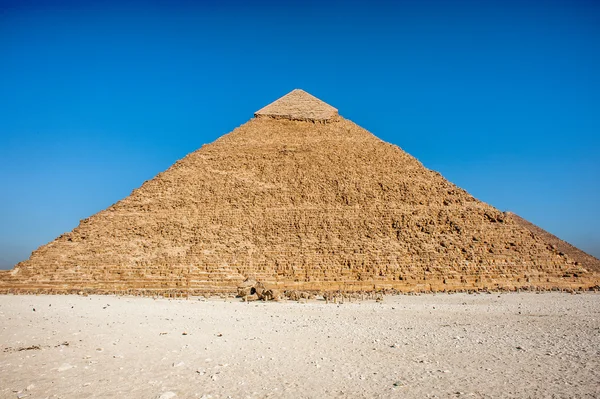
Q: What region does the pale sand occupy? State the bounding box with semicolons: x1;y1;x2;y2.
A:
1;293;598;398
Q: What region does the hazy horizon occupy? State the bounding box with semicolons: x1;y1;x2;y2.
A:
1;0;599;269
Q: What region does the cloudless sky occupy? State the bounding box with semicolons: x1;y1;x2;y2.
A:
1;0;599;269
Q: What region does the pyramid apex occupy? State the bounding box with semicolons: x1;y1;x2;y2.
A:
254;89;338;122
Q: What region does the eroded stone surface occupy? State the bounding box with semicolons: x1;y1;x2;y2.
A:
506;212;600;272
1;90;598;295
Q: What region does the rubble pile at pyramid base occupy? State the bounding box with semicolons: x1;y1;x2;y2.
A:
1;90;598;296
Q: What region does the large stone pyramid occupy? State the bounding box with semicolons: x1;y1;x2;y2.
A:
1;89;598;295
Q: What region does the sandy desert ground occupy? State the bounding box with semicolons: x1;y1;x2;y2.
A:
1;292;599;399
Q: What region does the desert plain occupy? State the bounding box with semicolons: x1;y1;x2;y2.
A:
1;292;599;399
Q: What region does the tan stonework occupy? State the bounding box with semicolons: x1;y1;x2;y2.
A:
1;90;598;295
255;89;338;122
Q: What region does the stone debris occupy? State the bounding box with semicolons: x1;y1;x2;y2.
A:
157;392;177;399
286;290;315;301
237;279;281;302
3;345;41;353
236;278;257;298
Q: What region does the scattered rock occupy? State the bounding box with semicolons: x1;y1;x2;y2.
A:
157;392;177;399
242;294;259;302
253;282;266;299
262;289;282;301
236;278;257;297
237;280;282;301
285;290;314;301
9;345;41;352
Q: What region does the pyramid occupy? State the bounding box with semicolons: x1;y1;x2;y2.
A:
1;89;598;295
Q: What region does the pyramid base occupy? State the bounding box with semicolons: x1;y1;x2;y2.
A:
1;273;598;297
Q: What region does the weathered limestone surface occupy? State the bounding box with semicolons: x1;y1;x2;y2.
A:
505;212;600;273
1;90;598;295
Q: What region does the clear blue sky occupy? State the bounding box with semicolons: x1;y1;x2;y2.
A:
1;0;599;269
